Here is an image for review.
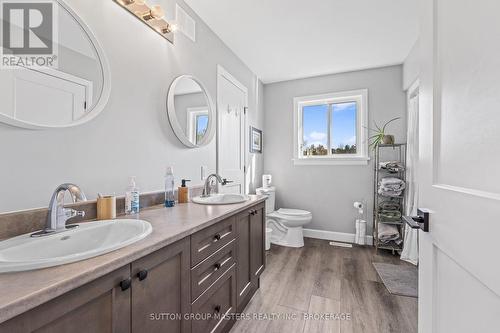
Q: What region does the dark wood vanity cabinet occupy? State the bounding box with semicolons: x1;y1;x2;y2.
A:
0;239;191;333
0;202;265;333
0;266;131;333
235;203;266;310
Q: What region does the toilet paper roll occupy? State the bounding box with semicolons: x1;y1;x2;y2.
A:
262;174;272;189
353;201;363;209
353;201;364;215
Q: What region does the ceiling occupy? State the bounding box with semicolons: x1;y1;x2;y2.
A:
183;0;419;83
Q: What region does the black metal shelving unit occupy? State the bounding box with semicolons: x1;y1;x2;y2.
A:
373;143;407;254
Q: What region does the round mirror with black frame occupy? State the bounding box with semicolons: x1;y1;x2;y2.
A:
167;75;215;148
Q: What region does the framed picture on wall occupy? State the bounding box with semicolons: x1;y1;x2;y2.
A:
250;126;263;153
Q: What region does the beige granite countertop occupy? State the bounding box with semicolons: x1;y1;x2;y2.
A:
0;195;266;323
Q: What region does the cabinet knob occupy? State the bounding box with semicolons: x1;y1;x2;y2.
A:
137;269;148;281
214;262;222;270
214;305;221;313
214;234;221;241
120;277;132;291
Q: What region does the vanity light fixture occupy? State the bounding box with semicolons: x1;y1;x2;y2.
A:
114;0;174;44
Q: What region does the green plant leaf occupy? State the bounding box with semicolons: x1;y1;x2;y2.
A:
381;117;401;132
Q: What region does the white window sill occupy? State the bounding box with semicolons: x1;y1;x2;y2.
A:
292;157;370;166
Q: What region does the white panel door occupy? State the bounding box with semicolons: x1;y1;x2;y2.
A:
217;66;247;194
0;68;91;126
418;0;500;332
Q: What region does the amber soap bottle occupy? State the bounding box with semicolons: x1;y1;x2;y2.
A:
178;179;191;203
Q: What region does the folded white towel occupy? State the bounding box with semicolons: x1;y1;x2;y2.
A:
378;177;406;197
381;177;404;185
378;223;400;241
380;183;406;190
378;187;404;197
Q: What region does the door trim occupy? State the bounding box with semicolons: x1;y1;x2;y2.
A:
216;65;248;193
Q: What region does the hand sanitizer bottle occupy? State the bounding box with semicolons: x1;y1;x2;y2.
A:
164;167;175;207
125;176;140;214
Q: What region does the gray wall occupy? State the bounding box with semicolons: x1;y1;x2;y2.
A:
0;0;264;212
263;65;406;235
403;40;420;90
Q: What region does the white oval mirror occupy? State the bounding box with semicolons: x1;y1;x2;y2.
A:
0;0;110;129
167;75;215;148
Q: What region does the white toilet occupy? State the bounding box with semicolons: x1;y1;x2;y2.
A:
256;186;312;248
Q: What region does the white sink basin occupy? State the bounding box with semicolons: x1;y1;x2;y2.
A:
0;219;152;273
192;193;249;205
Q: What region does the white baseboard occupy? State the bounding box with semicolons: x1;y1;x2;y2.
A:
303;228;373;246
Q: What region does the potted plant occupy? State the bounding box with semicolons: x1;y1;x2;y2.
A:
368;117;400;149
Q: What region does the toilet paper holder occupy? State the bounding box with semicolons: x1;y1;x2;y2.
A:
403;208;430;232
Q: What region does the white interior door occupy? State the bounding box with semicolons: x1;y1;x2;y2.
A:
0;67;91;125
217;66;247;194
418;0;500;332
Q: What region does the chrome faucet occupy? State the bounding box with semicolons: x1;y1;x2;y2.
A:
201;174;232;197
31;183;87;237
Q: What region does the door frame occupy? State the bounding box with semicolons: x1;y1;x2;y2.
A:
216;65;248;193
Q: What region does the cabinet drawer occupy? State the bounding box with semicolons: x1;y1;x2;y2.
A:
191;217;235;267
191;265;236;333
191;239;236;302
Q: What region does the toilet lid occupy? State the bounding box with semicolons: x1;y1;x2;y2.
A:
277;208;311;216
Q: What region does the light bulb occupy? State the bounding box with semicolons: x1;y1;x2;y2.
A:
150;5;164;19
161;25;171;34
170;23;178;32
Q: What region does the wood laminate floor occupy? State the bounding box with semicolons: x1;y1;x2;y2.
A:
230;238;418;333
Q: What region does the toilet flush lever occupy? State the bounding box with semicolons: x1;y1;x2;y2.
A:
403;209;430;232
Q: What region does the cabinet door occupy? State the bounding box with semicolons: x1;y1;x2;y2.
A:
0;266;131;333
250;204;265;283
235;210;252;308
131;237;191;333
235;204;266;310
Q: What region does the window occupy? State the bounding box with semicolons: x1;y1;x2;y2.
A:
195;114;209;144
187;107;209;145
293;89;369;165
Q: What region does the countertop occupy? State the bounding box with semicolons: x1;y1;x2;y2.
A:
0;196;266;323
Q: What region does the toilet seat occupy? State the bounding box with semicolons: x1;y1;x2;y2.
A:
277;208;311;216
268;208;312;220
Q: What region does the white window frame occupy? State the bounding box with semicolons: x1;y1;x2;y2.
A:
293;89;369;166
187;106;209;144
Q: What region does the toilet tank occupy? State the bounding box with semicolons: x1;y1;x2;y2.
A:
256;186;275;214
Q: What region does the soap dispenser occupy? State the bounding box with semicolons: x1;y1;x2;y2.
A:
178;179;191;203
